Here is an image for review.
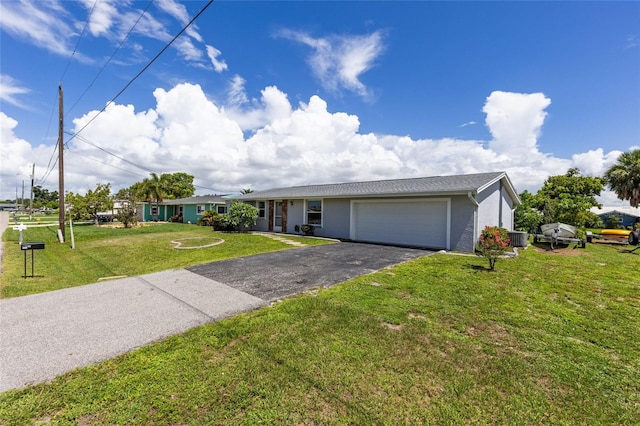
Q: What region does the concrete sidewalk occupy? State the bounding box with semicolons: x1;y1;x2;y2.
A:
0;270;265;392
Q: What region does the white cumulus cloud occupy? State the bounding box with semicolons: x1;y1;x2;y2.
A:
483;91;551;157
0;85;632;207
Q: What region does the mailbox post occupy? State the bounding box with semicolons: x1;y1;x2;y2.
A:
21;242;45;278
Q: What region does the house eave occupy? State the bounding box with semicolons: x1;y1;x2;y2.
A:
239;190;477;201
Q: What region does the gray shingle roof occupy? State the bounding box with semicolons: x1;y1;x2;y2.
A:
237;172;513;200
161;195;228;205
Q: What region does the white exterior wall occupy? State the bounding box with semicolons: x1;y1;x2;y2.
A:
476;180;515;231
477;181;500;229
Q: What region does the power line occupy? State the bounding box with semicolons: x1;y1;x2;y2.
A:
68;0;215;143
66;0;155;116
68;149;226;194
58;0;98;83
39;0;216;190
69;132;158;174
66;149;151;180
39;1;98;185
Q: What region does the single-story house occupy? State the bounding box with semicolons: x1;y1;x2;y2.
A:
139;195;229;224
591;206;640;229
236;171;520;252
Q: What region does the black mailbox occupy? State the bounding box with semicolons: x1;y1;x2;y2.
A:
21;242;45;250
21;242;45;278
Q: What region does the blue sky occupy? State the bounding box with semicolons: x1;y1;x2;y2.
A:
1;0;638;204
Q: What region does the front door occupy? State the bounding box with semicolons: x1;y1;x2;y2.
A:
273;201;283;232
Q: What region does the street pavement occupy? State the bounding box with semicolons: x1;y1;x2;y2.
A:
0;213;431;392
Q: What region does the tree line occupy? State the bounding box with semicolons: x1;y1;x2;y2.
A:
65;172;197;226
515;149;640;231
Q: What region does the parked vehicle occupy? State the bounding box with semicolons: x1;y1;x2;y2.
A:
535;223;585;249
540;223;578;239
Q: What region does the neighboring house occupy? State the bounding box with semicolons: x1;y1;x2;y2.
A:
591;206;640;229
139;195;229;224
96;200;129;222
237;171;520;252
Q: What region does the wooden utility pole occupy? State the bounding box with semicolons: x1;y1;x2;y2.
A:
29;162;35;217
58;84;65;242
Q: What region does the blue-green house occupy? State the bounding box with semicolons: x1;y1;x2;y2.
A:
138;195;229;224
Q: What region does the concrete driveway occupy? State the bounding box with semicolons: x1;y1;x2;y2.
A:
0;237;431;392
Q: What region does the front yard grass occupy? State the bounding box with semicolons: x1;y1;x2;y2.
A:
0;240;638;424
0;223;330;298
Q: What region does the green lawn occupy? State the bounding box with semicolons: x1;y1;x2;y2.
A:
0;237;638;424
0;223;330;298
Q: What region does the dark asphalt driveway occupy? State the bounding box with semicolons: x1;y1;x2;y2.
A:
0;239;432;391
187;242;433;301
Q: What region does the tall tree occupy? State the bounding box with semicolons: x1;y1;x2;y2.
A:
114;188;138;228
162;172;196;199
514;190;543;232
139;173;168;221
534;168;603;228
604;149;640;208
67;183;113;224
32;185;59;209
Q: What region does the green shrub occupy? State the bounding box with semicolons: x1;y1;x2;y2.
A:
300;224;315;236
226;201;259;230
475;226;510;271
198;210;217;227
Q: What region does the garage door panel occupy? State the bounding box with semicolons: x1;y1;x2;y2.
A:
353;200;448;248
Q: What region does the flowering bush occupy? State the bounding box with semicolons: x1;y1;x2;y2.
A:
475;226;510;271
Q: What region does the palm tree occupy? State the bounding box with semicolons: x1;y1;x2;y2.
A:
140;173;168;221
604;149;640;207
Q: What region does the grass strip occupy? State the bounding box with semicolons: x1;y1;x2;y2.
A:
1;223;331;298
0;242;638;424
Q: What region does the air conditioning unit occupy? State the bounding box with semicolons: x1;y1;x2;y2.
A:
508;231;528;248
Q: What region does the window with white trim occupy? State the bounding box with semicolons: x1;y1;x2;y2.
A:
197;205;206;215
217;204;227;214
306;200;322;225
258;201;266;219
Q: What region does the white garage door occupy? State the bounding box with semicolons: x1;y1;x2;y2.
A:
351;199;449;249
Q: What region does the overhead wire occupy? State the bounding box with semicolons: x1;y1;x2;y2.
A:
59;0;98;83
69;132;157;174
70;133;226;193
68;0;215;143
39;0;98;184
66;149;151;180
40;0;216;191
66;0;155;116
66;145;226;194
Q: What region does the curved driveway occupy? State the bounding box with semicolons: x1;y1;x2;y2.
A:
0;225;431;392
